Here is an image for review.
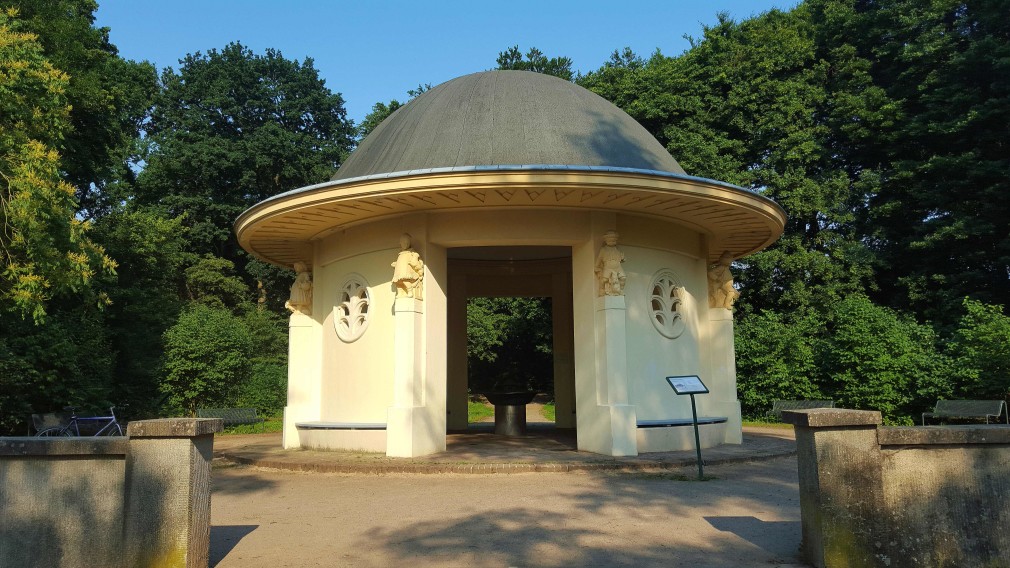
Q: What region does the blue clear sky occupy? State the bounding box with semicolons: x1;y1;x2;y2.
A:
95;0;798;126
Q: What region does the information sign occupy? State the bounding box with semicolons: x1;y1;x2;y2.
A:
666;375;709;395
664;375;710;479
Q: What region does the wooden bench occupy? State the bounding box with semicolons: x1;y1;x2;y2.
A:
637;417;727;428
196;408;262;427
922;400;1008;426
769;400;834;420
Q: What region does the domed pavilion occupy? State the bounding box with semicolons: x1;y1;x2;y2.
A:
235;70;785;457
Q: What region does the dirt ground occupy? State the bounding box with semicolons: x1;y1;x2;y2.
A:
209;455;807;567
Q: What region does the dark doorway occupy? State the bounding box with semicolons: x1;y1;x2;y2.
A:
446;247;575;442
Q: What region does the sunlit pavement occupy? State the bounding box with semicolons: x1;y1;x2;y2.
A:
209;427;807;567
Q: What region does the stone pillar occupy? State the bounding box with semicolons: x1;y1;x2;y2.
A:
552;270;576;428
123;418;222;568
782;409;885;568
283;312;320;449
387;297;426;457
594;295;637;456
707;307;742;443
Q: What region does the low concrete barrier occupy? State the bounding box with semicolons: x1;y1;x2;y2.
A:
783;408;1010;567
0;418;222;568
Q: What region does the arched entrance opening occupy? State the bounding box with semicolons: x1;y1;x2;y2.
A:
446;246;576;443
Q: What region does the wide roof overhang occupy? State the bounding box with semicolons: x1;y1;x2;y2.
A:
234;165;787;268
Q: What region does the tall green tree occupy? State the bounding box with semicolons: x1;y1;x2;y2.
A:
9;0;157;217
0;8;113;322
137;42;356;268
90;208;188;416
581;10;876;320
947;298;1010;402
0;6;160;433
810;0;1010;323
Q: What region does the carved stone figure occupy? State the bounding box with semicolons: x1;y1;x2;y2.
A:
708;251;740;309
391;233;424;300
595;230;627;296
285;261;313;315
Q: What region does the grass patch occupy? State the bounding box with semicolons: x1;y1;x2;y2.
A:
468;400;494;423
741;420;793;429
222;417;283;434
541;402;556;422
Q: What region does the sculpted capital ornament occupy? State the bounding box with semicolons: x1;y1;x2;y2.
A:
391;233;424;300
707;251;740;310
285;261;313;315
595;230;627;297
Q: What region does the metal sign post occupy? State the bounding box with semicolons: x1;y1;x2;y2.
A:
665;375;710;480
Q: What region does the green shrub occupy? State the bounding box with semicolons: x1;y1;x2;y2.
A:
161;304;251;415
947;298;1010;401
736;309;822;418
819;295;953;424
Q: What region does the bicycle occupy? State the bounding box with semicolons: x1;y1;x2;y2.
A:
34;406;124;437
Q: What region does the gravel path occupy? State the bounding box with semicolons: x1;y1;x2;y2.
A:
210;456;807;567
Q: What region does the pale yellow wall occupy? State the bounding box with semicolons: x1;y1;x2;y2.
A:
620;246;706;420
317;250;397;423
288;206;739;454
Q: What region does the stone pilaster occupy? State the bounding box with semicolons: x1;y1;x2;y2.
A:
387;297;428;457
783;409;885;568
123;418;222;568
707;307;742;443
283;311;320;449
593;295;637;456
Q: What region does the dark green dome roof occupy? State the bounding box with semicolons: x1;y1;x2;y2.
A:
333;70;685;180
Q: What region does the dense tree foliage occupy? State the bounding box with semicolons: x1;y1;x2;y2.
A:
0;8;114;322
162;303;252;415
948;299;1010;401
496;45;574;81
2;1;1008;431
357;84;429;139
10;0;157;217
577;2;1008;422
467;297;554;395
808;0;1010;321
89;208;188;416
137;42;355;261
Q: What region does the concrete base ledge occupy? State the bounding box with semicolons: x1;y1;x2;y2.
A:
782;408;881;427
127;417;222;437
637;421;727;453
298;428;387;452
0;437;128;456
879;424;1010;445
296;422;387;430
637;417;728;428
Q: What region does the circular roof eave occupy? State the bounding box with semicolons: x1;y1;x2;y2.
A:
235;166;786;268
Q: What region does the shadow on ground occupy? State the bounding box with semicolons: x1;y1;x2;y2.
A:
706;516;802;556
210;525;257;567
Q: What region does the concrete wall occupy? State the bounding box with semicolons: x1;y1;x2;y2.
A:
0;418;221;568
784;409;1010;567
